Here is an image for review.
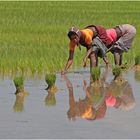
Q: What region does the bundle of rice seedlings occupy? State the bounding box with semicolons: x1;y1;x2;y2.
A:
112;66;122;77
13;76;24;94
134;55;140;65
91;67;101;82
45;73;56;90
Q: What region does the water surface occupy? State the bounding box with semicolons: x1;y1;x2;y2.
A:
0;68;140;139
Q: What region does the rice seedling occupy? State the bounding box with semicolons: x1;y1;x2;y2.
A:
119;63;129;74
91;67;101;82
13;76;24;94
45;73;58;106
0;1;139;76
45;73;56;90
134;55;140;65
112;66;122;78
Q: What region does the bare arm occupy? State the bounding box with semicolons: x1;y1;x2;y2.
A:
61;50;74;75
63;75;75;106
83;47;92;67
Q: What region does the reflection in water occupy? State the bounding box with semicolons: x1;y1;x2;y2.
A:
64;68;135;121
64;75;106;121
44;86;58;107
13;91;29;112
13;76;29;112
44;73;58;106
134;65;140;82
105;75;135;111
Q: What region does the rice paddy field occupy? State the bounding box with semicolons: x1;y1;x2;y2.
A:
0;1;140;77
0;2;140;139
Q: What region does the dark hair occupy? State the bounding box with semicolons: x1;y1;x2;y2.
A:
67;27;81;39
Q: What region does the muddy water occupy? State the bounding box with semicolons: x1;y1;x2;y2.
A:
0;68;140;139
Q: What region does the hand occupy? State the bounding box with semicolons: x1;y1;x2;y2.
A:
83;62;86;67
106;62;111;69
61;70;66;75
61;71;67;82
103;57;110;68
61;73;66;80
105;62;109;68
104;59;111;68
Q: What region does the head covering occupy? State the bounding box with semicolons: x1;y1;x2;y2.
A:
67;27;81;39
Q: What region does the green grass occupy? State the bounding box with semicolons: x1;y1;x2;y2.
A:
0;1;140;76
134;54;140;65
91;67;101;82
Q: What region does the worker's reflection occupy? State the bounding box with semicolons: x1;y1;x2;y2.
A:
64;67;135;121
64;74;106;121
44;86;58;107
105;74;135;111
134;69;140;82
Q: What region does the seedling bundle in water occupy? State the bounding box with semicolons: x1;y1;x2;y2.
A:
13;76;24;93
45;73;56;90
135;55;140;65
91;67;101;82
112;66;122;78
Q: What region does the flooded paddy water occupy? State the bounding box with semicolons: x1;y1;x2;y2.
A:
0;67;140;139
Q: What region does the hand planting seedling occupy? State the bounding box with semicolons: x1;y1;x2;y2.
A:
13;76;29;112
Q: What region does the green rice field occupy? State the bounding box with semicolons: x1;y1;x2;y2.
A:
0;1;140;76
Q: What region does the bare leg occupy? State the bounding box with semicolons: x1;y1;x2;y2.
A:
89;52;98;69
89;52;98;83
114;52;121;65
119;53;123;65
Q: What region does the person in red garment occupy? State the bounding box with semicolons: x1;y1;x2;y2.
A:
61;24;136;74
